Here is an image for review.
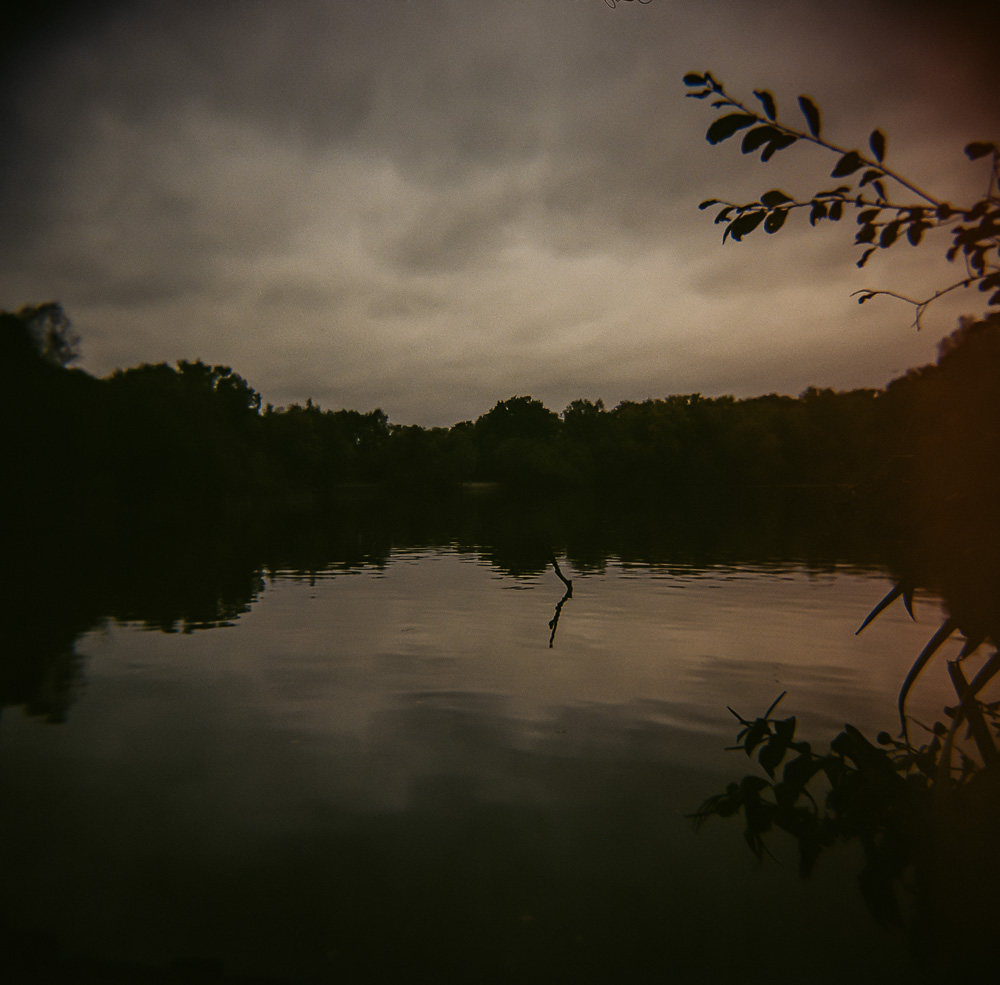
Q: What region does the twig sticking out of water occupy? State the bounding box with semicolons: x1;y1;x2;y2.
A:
548;551;573;596
547;551;574;648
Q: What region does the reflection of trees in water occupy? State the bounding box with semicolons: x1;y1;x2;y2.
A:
2;637;84;725
693;316;1000;976
692;677;1000;976
2;486;896;724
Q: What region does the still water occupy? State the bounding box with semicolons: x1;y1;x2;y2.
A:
0;495;965;983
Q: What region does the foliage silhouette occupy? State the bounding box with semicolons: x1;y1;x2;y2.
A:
6;301;997;515
0;302;79;369
686;72;1000;969
685;72;1000;328
685;69;1000;714
3;482;895;726
690;686;1000;973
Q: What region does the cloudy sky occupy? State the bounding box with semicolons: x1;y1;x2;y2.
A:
2;0;998;425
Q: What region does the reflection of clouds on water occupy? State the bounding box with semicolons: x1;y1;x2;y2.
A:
1;672;915;983
3;494;972;981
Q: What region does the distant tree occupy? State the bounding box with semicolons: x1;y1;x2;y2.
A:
562;398;606;434
683;72;999;328
476;396;561;445
382;424;477;490
104;360;267;498
473;396;568;487
0;302;80;371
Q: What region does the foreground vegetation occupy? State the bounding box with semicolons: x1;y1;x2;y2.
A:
684;66;999;976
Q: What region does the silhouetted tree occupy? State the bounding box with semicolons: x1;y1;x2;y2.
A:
0;302;79;370
473;396;568;487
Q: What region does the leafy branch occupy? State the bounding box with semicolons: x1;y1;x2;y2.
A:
690;692;1000;926
684;72;1000;328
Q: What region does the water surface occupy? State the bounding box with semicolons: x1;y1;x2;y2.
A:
0;495;962;982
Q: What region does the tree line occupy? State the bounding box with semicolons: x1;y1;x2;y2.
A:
2;302;997;506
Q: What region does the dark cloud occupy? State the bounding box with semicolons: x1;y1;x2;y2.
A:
2;0;998;425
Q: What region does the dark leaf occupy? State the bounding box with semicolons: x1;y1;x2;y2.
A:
798;95;822;137
760;133;797;162
859;169;883;187
772;781;798;809
740;775;771;796
758;736;787;778
856;247;876;268
869;129;886;162
829;200;843;221
906;222;928;246
714;206;734;224
879;221;902;247
741;125;782;154
724;210;767;242
753;89;777;120
698;199;721;210
683;73;705;86
686;91;712;100
763;692;788;718
760;189;793;208
856;583;904;634
937;204;953;220
783;752;825;791
763;209;789;233
809;201;828;226
773;717;796;742
857;209;881;224
989;290;1000;305
872;179;886;200
707;113;758;144
964;200;989;221
855;224;876;244
743;719;771;756
898;618;957;737
831;151;865;178
965;141;997;160
963;198;989;222
854;580;905;636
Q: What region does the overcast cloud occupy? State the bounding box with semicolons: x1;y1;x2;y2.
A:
2;0;998;424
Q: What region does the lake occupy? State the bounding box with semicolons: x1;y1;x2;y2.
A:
0;491;971;983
